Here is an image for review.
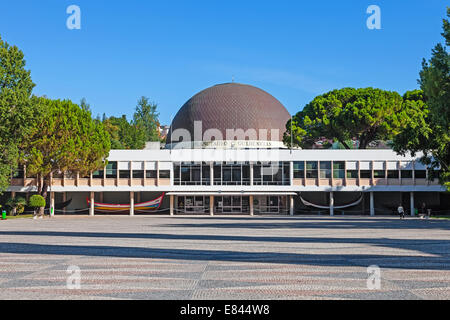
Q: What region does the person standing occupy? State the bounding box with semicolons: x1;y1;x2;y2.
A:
398;204;405;220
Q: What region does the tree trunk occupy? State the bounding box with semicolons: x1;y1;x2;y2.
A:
340;140;351;149
39;175;49;217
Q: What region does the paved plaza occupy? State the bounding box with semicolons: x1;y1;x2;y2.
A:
0;215;449;300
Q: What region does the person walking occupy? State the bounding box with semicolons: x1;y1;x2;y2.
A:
420;202;427;218
398;204;405;220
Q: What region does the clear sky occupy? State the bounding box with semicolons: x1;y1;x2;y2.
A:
0;0;447;125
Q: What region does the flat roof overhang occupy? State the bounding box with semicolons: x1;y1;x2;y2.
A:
166;192;298;196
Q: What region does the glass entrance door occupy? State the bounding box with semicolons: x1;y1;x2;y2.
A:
176;196;210;214
215;196;250;214
254;196;288;214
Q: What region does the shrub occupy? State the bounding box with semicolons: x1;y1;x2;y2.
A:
5;197;27;216
28;195;46;209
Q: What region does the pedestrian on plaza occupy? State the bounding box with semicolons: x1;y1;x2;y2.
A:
420;202;427;217
398;204;405;220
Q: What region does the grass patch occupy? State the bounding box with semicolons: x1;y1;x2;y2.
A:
1;214;34;220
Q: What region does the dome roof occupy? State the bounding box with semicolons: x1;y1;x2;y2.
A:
167;83;291;148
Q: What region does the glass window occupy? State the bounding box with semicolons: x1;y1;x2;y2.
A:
13;168;24;179
92;170;104;179
320;161;331;178
294;162;305;179
333;162;345;179
360;170;372;179
106;162;117;178
415;170;426;179
306;161;318;179
119;170;130;179
347;170;358;179
202;165;210;184
401;170;413;179
159;170;170;179
374;170;385;178
132;170;144;179
146;170;157;179
387;170;399;179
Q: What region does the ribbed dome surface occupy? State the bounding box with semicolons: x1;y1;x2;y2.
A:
167;83;291;144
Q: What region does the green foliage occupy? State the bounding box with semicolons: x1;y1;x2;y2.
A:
103;115;147;149
285;88;404;149
5;196;26;215
394;8;450;191
133;96;160;142
28;195;45;208
22;98;111;194
103;97;161;150
0;35;35;193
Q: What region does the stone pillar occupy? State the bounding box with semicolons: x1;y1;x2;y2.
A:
89;192;95;216
210;195;214;216
249;195;254;216
410;192;415;217
130;191;134;216
170;195;174;216
290;195;294;216
330;191;334;216
370;192;375;216
250;163;254;186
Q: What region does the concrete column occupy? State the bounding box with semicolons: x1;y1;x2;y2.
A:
130;191;134;216
143;161;147;186
102;165;106;187
170;195;174;216
370;192;375;216
129;161;133;187
89;192;95;216
210;163;214;186
156;161;160;186
289;162;294;186
250;163;254;186
290;195;294;216
410;192;415;217
210;195;214;216
249;195;254;216
330;191;334;216
50;192;55;217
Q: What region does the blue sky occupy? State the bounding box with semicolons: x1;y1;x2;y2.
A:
0;0;447;124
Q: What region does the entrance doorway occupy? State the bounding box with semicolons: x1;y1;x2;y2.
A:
215;196;250;214
176;196;210;214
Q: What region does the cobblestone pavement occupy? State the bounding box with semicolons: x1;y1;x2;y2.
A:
0;215;449;300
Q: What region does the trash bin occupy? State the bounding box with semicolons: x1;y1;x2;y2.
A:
1;210;6;220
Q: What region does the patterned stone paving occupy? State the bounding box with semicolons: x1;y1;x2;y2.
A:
0;216;449;300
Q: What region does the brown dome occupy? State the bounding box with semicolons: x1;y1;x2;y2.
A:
167;83;291;146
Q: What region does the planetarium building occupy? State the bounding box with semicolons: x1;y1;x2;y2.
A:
7;83;449;216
